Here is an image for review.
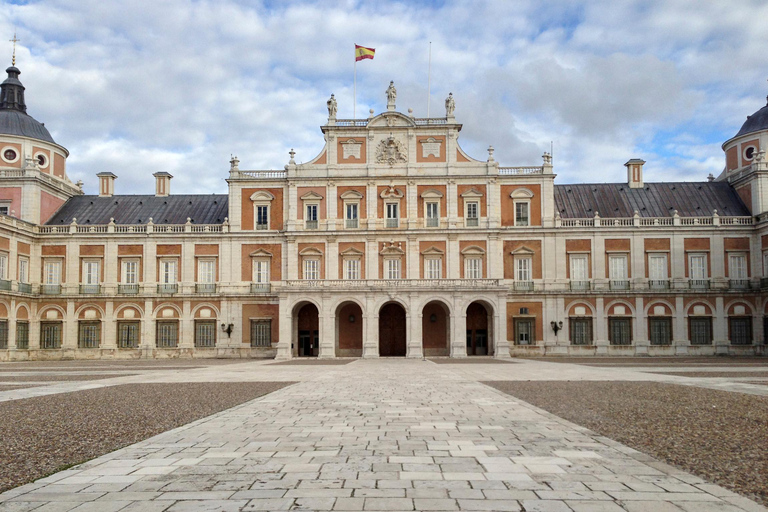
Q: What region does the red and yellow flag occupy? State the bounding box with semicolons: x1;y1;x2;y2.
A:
355;44;375;61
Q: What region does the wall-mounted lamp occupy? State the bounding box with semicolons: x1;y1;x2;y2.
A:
550;321;563;335
430;314;437;323
349;314;356;323
221;323;234;337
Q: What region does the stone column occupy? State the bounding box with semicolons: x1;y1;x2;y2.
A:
366;238;378;279
407;181;418;229
451;308;467;358
493;296;510;358
287;182;298;231
363;294;379;358
7;298;16;352
407;237;419;279
327;183;337;230
327;238;339;280
594;297;607;354
318;304;335;359
182;246;195;293
674;296;688;355
446;179;458;228
634;297;647;355
447;235;460;279
407;304;423;359
144;243;157;294
180;301;193;352
286;237;298;280
102;301;116;351
141;299;154;358
714;296;728;354
487;178;500;229
276;297;292;359
365;182;377;230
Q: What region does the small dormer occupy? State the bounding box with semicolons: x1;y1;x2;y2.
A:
625;159;645;189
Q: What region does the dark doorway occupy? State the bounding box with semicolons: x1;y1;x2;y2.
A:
337;302;363;357
379;302;406;357
422;301;449;356
297;303;319;357
466;302;490;356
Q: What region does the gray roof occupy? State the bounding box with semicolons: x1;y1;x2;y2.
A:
0;109;55;144
46;195;229;225
554;182;751;218
734;98;768;138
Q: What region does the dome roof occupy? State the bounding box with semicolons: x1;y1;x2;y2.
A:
0;65;57;145
734;96;768;139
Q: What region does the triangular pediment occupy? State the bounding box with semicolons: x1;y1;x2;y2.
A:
340;247;364;256
421;246;445;256
380;244;405;256
301;191;324;201
249;249;273;258
461;188;484;198
250;190;275;201
367;112;416;128
299;247;324;256
340;190;364;200
420;189;444;199
461;245;486;255
510;246;535;255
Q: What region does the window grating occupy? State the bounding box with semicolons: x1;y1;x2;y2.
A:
195;320;217;348
251;320;271;347
78;321;101;349
609;318;631;346
16;321;28;349
156;321;179;348
569;318;593;345
41;322;62;349
118;321;140;349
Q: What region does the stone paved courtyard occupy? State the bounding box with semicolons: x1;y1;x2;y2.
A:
0;358;766;511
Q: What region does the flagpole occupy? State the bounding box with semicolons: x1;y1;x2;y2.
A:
426;42;432;117
354;55;357;119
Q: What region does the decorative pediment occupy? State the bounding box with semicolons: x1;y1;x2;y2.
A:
420;137;442;158
375;137;408;166
340;190;364;200
421;246;445;256
367;112;416;128
420;189;444;199
250;190;275;202
461;245;486;255
510;246;535;255
461;188;484;198
380;243;405;256
510;188;534;199
300;191;324;201
340;247;364;257
380;186;404;199
299;247;324;256
249;249;273;258
340;139;362;160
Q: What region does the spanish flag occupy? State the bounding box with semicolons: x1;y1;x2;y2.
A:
355;44;375;61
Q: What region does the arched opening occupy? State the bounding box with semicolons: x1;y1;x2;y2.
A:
336;301;363;357
296;303;319;357
466;301;493;356
379;302;406;357
422;301;449;356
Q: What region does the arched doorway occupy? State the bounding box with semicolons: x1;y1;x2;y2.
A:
336;302;363;357
466;302;492;356
297;303;319;357
379;302;406;357
422;301;449;356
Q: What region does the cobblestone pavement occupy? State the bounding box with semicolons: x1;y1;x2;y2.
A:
1;358;766;511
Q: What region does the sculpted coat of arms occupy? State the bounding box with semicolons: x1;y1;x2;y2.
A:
375;136;408;166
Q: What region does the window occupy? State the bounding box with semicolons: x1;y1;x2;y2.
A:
729;317;752;345
253;259;270;283
569;254;588;289
305;204;318;229
689;317;712;345
195;320;216;348
426;201;439;227
304;259;319;280
160;259;177;284
344;258;360;280
255;205;269;230
608;318;631;345
386;258;401;280
729;253;747;280
83;260;100;285
122;260;138;284
386;202;399;228
0;253;7;280
198;259;216;284
649;317;672;346
117;321;140;349
78;321;101;349
426;257;441;279
466;201;479;227
689;253;707;287
764;251;768;276
18;257;29;283
515;257;532;282
609;254;628;289
0;320;7;349
16;321;28;349
648;254;668;286
156;321;179;348
41;322;62;349
251;319;272;347
44;260;61;285
345;202;359;229
465;257;482;279
0;206;8;215
570;317;593;345
250;190;274;231
514;201;529;226
514;318;534;345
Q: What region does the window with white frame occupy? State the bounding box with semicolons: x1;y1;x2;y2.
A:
345;202;359;228
514;318;534;345
255;205;269;230
159;259;177;284
465;201;479;227
514;201;529;226
763;251;768;277
0;252;7;280
156;320;179;348
690;317;712;345
386;258;401;280
250;190;274;231
305;203;319;229
649;317;672;345
465;257;482;279
570;317;593;345
609;317;632;345
197;259;216;284
385;202;399;228
648;253;668;283
425;201;439;227
250;319;271;347
82;260;99;285
689;253;707;280
728;253;748;280
253;259;270;283
515;256;532;282
304;258;319;280
426;257;441;279
569;254;588;282
122;259;139;284
44;260;61;285
18;257;28;284
344;258;360;280
608;254;628;280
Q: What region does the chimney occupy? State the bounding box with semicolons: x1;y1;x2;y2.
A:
625;158;645;188
96;172;117;197
153;171;173;197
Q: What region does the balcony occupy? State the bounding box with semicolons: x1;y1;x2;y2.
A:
385;218;399;228
40;284;62;295
305;220;318;230
79;284;101;295
118;284;140;295
0;279;10;291
729;279;751;290
466;217;479;227
282;278;502;291
426;217;439;228
514;281;534;292
649;279;670;290
255;222;268;230
345;218;358;229
762;277;768;289
196;283;217;294
689;279;710;290
251;282;271;293
17;283;32;293
570;280;591;291
157;283;178;294
609;280;630;291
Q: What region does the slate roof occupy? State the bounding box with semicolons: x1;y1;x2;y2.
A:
734;98;768;138
0;110;56;144
554;182;751;219
46;195;229;225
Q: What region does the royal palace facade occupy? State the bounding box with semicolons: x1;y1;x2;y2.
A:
1;64;768;360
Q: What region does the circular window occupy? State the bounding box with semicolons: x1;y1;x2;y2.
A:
1;147;19;163
36;153;47;167
744;146;757;161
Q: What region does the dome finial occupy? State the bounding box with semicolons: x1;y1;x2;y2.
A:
9;31;19;67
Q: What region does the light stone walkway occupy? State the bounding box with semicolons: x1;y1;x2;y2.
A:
1;360;766;512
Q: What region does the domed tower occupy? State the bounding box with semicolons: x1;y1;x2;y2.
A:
0;64;80;224
721;91;768;215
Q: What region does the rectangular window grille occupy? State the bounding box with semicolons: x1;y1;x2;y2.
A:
649;317;672;346
0;320;7;349
426;258;441;279
569;318;593;345
251;320;271;347
156;321;179;348
255;205;268;229
117;321;140;349
386;258;401;280
345;259;360;280
466;201;478;226
195;320;216;348
304;259;319;280
465;257;482;279
514;318;534;345
689;317;712;345
515;202;529;226
608;318;631;346
41;322;62;349
78;321;101;349
729;317;752;345
16;321;28;349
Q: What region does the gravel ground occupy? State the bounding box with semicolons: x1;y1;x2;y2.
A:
429;358;516;364
650;371;768;378
485;381;768;506
0;374;139;382
0;381;292;493
0;385;35;391
269;359;354;365
520;356;768;366
0;359;244;368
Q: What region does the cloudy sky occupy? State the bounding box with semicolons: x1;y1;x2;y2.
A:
2;0;767;195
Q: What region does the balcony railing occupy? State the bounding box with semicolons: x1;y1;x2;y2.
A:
570;280;591;291
513;281;534;292
466;217;479;227
385;218;399;228
255;222;268;230
196;283;217;293
157;283;178;294
40;284;61;295
283;278;502;290
649;279;670;290
689;279;710;290
729;279;751;290
762;277;768;289
426;217;439;227
0;279;10;291
609;280;630;290
79;284;100;294
305;220;318;230
118;284;139;294
345;219;358;229
251;282;271;293
17;283;32;293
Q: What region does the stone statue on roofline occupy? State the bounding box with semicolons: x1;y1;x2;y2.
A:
327;94;337;118
445;92;455;117
386;81;397;110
